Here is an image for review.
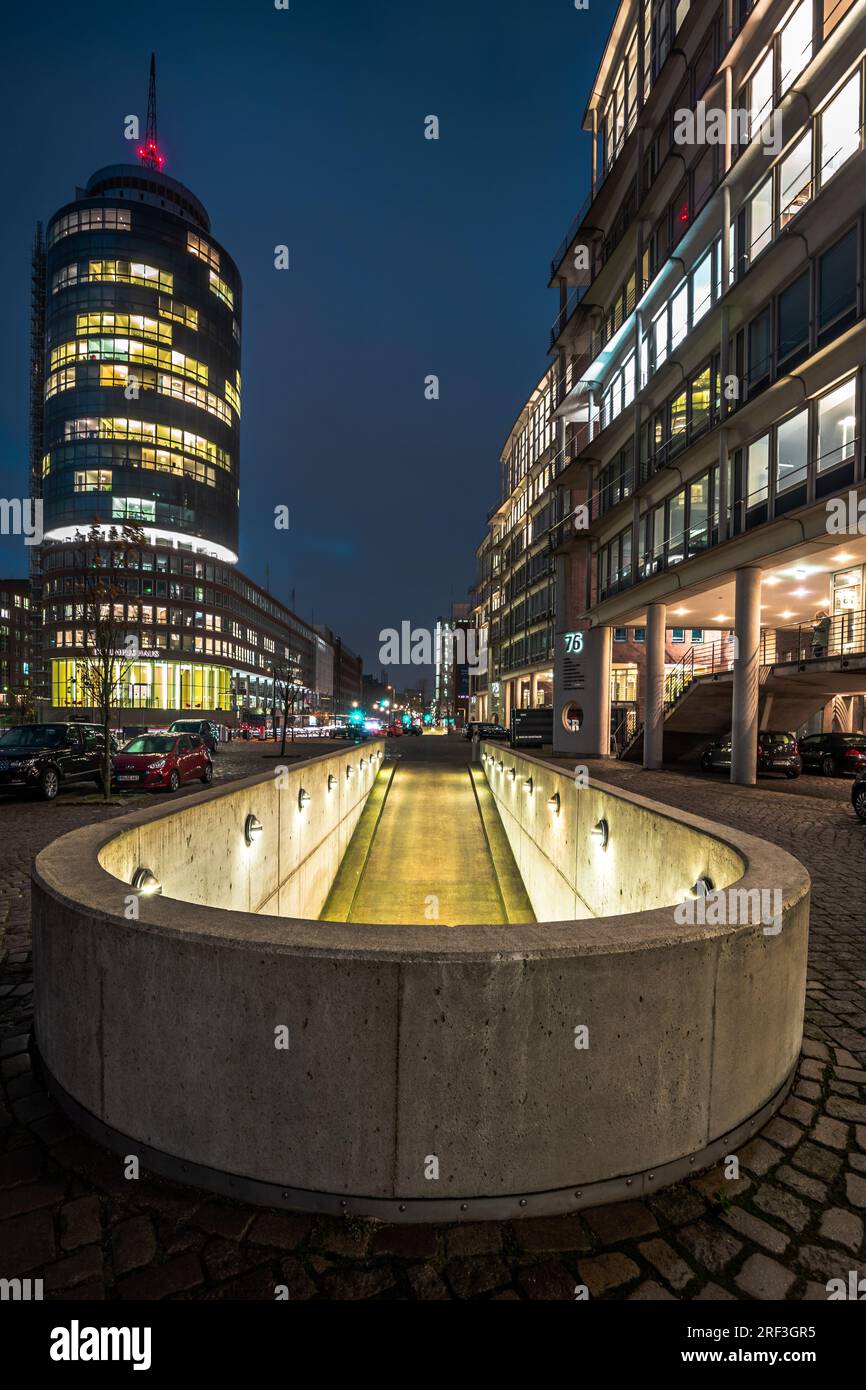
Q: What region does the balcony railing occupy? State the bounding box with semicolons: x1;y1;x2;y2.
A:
550;282;593;348
761;611;866;665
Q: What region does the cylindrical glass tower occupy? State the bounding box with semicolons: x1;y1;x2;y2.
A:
42;164;241;561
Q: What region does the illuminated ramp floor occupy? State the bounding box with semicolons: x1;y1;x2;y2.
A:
321;760;534;927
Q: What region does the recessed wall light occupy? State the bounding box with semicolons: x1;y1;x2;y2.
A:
591;818;609;850
132;867;162;895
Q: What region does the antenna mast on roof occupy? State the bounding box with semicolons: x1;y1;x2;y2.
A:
138;54;166;170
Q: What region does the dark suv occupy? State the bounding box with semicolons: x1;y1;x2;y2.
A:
168;719;219;753
700;730;801;778
0;723;110;800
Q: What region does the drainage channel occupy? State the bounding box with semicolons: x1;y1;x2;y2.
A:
321;758;534;926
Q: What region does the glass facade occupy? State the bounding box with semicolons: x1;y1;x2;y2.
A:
42;165;241;559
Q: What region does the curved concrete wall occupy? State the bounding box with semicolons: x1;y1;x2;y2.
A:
481;747;746;922
31;746;811;1222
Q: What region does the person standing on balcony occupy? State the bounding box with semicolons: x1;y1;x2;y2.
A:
811;610;831;659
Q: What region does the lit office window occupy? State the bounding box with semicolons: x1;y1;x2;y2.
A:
823;0;856;39
817;379;857;472
671;283;688;348
820;72;862;184
670;390;687;451
73;470;112;492
653;306;669;368
668;490;686;564
690;368;711;435
691;252;712;323
749;179;773;261
747;435;770;507
780;0;813;97
688;476;709;552
623;353;635;409
749;52;774;139
776;408;808;492
779;131;812;225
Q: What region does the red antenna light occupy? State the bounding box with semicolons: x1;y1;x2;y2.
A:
138;53;166;171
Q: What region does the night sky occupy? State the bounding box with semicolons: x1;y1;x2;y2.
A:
0;0;609;675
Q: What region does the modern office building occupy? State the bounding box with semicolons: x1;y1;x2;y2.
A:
435;602;474;726
29;68;358;727
469;362;728;745
541;0;866;778
0;580;31;716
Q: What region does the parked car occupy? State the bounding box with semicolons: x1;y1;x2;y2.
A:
798;732;866;778
851;770;866;822
405;722;423;736
168;719;219;753
700;731;801;778
328;725;349;739
0;722;110;800
463;721;509;741
113;733;213;792
384;722;403;737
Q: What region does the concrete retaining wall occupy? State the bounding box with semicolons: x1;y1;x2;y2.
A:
31;746;811;1221
96;741;384;920
481;747;746;922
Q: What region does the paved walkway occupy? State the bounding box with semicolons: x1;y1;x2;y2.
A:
324;751;531;925
1;743;865;1299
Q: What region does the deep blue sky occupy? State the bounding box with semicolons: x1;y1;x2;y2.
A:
0;0;608;672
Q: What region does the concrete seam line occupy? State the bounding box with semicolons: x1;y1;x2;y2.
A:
343;761;397;924
467;765;510;925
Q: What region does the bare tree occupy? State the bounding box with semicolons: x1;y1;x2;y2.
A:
72;522;145;801
271;653;304;759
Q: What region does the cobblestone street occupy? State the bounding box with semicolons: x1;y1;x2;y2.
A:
1;754;865;1300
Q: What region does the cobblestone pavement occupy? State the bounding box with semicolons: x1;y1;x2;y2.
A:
1;753;865;1300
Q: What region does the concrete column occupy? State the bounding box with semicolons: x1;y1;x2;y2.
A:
731;568;762;786
530;673;538;708
644;603;666;769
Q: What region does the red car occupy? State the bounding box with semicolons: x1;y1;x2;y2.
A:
113;733;213;792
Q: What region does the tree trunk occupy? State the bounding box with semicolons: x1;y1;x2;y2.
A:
102;699;112;802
